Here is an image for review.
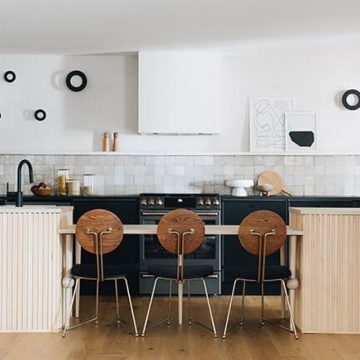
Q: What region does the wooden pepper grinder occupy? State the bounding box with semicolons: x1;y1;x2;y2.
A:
113;132;119;152
103;132;110;152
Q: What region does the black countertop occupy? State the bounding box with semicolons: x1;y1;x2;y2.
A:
0;194;140;203
2;194;360;201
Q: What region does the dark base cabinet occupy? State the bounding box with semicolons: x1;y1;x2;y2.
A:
288;197;355;208
221;197;288;295
73;198;140;296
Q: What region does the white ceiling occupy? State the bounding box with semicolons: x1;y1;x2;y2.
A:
1;0;360;54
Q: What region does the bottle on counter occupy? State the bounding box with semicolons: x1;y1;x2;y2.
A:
103;132;110;152
57;169;69;196
83;174;95;195
112;132;119;152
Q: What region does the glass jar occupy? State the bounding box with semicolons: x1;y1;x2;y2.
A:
57;169;69;196
83;174;95;195
66;179;81;196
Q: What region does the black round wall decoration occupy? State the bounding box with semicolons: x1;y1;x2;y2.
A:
66;70;87;92
4;71;16;83
342;89;360;110
34;109;46;121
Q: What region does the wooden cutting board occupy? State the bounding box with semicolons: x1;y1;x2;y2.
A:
257;171;283;196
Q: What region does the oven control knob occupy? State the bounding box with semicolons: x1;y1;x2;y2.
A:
156;198;163;206
205;197;212;206
197;198;204;206
149;198;155;206
212;198;220;206
140;198;148;206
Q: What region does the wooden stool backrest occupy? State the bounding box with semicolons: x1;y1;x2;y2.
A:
238;210;286;256
76;209;124;255
157;209;205;255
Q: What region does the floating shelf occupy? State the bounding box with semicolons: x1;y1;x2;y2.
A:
2;151;360;156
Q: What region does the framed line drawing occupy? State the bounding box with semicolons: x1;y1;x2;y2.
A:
285;112;317;151
249;97;294;152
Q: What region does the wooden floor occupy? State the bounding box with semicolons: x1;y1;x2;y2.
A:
1;296;359;360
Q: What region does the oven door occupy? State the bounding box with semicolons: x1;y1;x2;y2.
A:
139;210;221;295
139;211;221;269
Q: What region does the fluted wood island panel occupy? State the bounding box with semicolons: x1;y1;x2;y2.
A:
0;206;73;332
290;207;360;333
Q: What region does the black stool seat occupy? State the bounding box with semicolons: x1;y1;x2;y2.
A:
71;264;130;278
148;264;214;279
226;265;291;281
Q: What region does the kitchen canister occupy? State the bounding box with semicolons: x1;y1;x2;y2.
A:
66;179;81;196
57;169;69;196
83;174;95;195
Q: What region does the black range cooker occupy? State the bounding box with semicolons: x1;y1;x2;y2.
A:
139;193;221;295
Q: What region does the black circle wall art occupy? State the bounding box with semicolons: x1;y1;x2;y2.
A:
342;89;360;110
34;109;46;121
4;71;16;83
66;70;87;92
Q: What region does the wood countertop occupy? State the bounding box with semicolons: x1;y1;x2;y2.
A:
290;207;360;215
0;205;73;213
60;224;303;236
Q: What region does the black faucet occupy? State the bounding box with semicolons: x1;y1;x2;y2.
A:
16;159;34;207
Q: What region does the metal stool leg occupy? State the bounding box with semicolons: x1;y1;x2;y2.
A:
167;280;172;325
222;278;239;339
240;280;246;326
123;278;139;336
260;282;265;326
187;280;192;325
114;279;121;324
280;279;299;340
95;280;100;325
201;278;218;338
62;278;80;337
141;277;160;336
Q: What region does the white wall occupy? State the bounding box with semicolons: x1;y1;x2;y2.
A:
1;47;360;154
0;54;138;153
222;47;360;152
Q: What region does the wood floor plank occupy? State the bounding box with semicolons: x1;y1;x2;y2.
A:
1;296;360;360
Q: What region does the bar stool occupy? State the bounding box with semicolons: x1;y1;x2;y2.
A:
141;209;217;337
62;209;138;337
222;210;298;339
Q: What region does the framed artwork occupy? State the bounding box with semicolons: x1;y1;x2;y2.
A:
249;97;294;152
285;112;317;151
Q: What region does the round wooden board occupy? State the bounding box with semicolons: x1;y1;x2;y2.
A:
238;210;286;256
76;209;124;255
157;209;205;255
257;171;283;196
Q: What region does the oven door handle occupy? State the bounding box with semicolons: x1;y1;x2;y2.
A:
207;274;219;279
141;212;168;216
141;273;218;278
191;212;219;216
141;211;219;216
141;273;156;278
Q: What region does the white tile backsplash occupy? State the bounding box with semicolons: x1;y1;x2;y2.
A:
2;154;360;196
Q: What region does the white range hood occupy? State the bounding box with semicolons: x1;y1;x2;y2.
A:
138;51;222;135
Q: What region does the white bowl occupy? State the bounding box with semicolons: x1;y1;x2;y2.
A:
225;179;254;188
231;188;248;196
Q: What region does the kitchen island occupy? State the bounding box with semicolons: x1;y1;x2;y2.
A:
0;205;73;332
290;207;360;333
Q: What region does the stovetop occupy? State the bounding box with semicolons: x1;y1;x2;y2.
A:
139;193;220;209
